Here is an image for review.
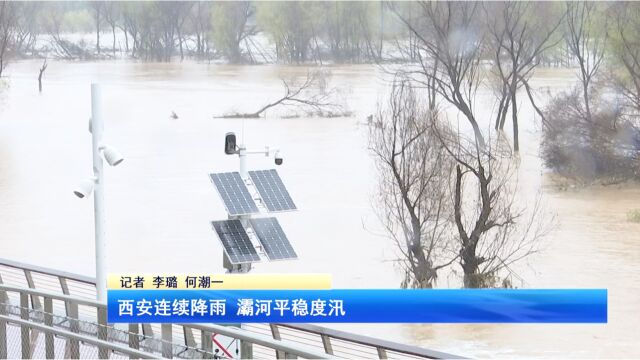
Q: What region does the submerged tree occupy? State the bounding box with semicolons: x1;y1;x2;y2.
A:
190;1;212;58
436;126;549;288
0;1;17;77
541;2;640;182
102;2;120;56
391;2;487;148
564;2;607;124
216;70;344;119
89;1;103;55
390;2;551;287
609;2;640;116
369;77;456;288
318;2;378;63
212;1;255;64
257;2;318;64
484;2;563;151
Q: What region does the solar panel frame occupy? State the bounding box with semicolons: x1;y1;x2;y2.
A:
211;220;260;264
249;217;297;261
209;172;259;216
249;169;297;212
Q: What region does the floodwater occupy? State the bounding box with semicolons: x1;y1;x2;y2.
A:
0;60;638;358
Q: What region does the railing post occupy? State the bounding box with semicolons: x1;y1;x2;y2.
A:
98;306;109;359
44;297;54;359
23;270;42;310
161;323;173;359
183;325;196;348
128;323;140;357
65;300;80;358
240;339;253;360
0;308;6;359
59;278;71;317
20;292;31;359
321;334;334;355
377;347;388;359
201;330;213;359
0;276;6;359
142;324;154;339
269;324;285;359
0;274;8;311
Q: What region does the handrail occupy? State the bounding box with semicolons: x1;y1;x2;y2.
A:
0;315;159;359
278;323;466;359
0;258;95;285
0;284;104;308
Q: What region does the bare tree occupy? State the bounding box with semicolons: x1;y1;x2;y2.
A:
212;2;256;64
565;2;607;123
390;2;487;148
369;77;457;288
389;2;551;287
484;2;563;151
172;2;193;61
43;4;87;60
191;1;212;59
0;1;16;77
38;58;47;92
103;2;120;56
258;2;316;64
120;3;142;57
90;2;104;55
610;3;640;116
435;125;550;287
217;70;344;118
10;2;39;57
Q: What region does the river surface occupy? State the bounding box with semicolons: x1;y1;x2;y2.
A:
0;60;638;358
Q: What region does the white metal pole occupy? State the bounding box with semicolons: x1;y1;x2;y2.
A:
238;145;247;179
91;83;107;302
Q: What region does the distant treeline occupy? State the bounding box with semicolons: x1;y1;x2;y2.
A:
0;1;397;65
0;1;589;68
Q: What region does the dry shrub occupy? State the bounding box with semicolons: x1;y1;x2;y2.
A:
542;87;640;182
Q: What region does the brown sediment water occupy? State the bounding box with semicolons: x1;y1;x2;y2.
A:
0;61;638;358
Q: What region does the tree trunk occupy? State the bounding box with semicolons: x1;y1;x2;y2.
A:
461;238;481;288
96;10;101;54
511;85;519;152
112;25;116;56
583;80;592;122
178;31;184;61
123;29;129;52
38;60;47;93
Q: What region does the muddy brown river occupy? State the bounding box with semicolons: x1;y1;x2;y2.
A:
0;61;638;358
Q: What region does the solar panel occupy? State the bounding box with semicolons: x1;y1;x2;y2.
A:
211;220;260;264
210;172;259;216
249;170;297;212
249;217;297;261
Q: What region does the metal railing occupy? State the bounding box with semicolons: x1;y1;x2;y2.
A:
0;257;463;359
0;315;159;359
0;284;335;359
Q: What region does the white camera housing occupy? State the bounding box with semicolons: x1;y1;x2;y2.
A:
274;150;283;166
101;145;124;166
73;178;95;198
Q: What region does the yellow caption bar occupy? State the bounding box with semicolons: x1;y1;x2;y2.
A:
108;274;331;290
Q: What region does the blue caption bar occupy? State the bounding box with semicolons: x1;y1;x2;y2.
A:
107;289;607;323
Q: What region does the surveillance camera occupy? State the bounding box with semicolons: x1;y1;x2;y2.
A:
101;145;124;166
73;178;95;199
225;132;237;155
274;150;283;166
